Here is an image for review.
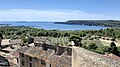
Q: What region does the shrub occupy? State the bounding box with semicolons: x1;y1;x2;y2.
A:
95;46;109;54
69;35;82;46
87;43;98;50
109;42;120;56
26;37;34;44
110;42;116;47
0;33;3;39
20;35;27;43
118;46;120;52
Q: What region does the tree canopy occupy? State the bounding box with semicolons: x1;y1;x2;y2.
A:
0;33;3;39
69;35;82;46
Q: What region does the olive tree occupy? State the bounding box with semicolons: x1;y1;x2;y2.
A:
69;35;82;47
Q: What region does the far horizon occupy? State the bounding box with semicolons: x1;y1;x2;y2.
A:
0;20;120;22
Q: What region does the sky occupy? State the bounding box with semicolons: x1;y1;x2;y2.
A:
0;0;120;21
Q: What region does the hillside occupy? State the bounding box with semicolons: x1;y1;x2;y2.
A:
54;20;120;27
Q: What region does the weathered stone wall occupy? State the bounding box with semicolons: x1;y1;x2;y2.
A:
72;47;120;67
67;48;72;56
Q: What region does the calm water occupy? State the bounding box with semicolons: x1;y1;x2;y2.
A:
0;21;108;30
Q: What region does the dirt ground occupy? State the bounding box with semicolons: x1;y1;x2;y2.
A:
99;39;120;47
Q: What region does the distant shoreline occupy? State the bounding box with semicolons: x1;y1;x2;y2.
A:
0;21;108;30
54;20;120;27
0;24;11;26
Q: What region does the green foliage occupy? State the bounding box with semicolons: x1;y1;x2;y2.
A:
95;46;109;54
87;43;98;50
26;37;34;44
69;35;82;46
65;20;120;27
118;46;120;52
20;35;27;43
16;31;22;35
49;37;69;46
111;38;116;41
110;42;116;47
0;26;120;40
82;45;87;49
0;33;2;46
0;33;3;39
108;42;120;56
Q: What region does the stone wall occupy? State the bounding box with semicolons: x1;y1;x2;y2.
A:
72;47;120;67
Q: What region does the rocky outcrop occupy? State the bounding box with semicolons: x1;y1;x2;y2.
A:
72;47;120;67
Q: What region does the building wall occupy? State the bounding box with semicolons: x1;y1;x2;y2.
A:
72;47;78;67
18;45;72;67
19;53;26;67
19;53;52;67
72;47;120;67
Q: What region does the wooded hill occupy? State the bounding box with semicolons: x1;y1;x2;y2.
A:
54;20;120;27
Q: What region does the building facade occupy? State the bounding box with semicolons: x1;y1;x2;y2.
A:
18;43;72;67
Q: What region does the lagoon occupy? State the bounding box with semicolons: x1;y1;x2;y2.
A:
0;21;107;30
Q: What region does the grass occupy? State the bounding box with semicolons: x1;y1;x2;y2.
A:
100;41;110;46
99;39;120;47
81;39;103;47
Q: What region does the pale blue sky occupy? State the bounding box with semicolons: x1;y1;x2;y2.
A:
0;0;120;21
